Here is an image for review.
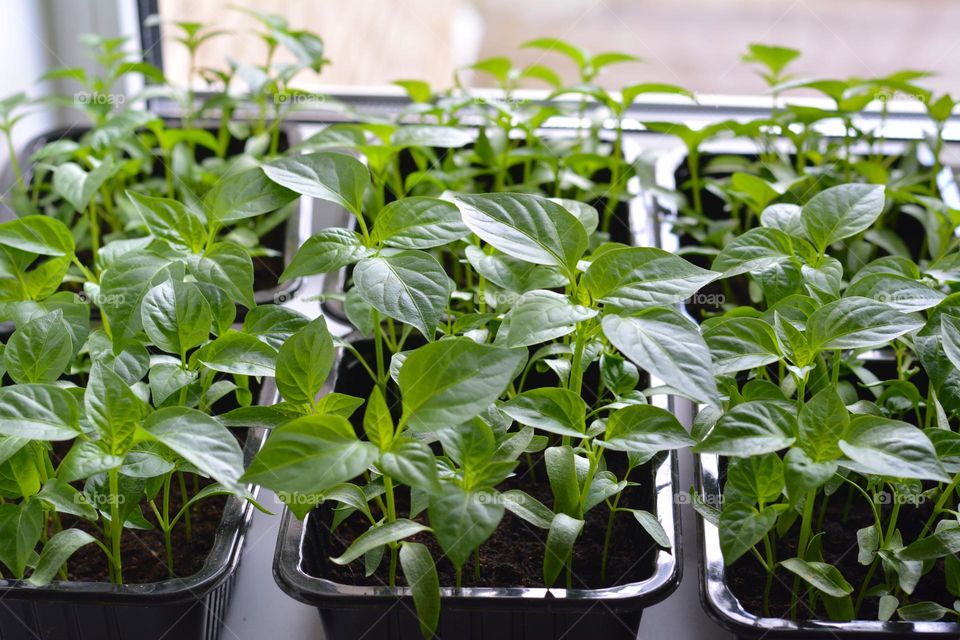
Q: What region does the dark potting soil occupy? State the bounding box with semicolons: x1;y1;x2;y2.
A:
59;481;227;583
721;467;954;621
307;455;659;590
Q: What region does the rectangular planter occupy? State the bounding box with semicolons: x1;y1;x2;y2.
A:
0;382;278;640
271;340;682;640
4;123;310;312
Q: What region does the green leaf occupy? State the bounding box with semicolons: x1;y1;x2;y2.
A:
99;250;177;348
522;37;588;69
280;228;372;281
897;527;960;561
543;513;584;587
941;314;960;370
601;309;718;405
464;245;568;293
799;388;847;461
197;331;277;377
453;193;587;274
241;305;309;350
428;482;503;569
392;125;473;149
703;317;780;375
801;183;885;252
784;447;837;501
632;510;670;548
399;542;441;639
494;290;596;348
599;353;640;395
262;151;369;216
760;203;804;236
845;274;946;312
807;297;922;350
719;501;780;564
501;489;555;529
372;197;468;249
128;191;206;252
141;279;212;356
380;439;441;494
0;216;75;257
601;405;693;457
694;400;796;456
276;317;334;405
780;558;853;598
839;416;949;482
26;529;96;586
331;519;429;565
52;158;116;212
897;601;951;622
353;251;452;340
363;386;394;450
85;362;146;454
726;453;784;505
242;415;378;495
500;388;586;438
712;227;794;277
0;501;42;578
0;384;80;440
545;445;580;517
743;43;800;75
584;246;718;310
188;241;255;309
143;407;245;489
4;310;73;384
207;167;297;224
399;338;523;433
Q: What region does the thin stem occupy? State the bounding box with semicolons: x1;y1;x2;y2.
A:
108;468;123;584
384;475;398;587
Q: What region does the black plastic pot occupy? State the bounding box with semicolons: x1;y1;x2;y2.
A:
272;341;682;640
5;123;308;312
0;383;276;640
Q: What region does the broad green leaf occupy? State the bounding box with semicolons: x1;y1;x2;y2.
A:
207;167;297;223
632;510;670;548
188;241;255;308
428;482;503;569
372;197;468;249
85;363;147;454
363;386;393;450
263;151;369;216
501;489;555;529
712;227;793;277
760;203;804;236
784;447;837;502
380;439;440;494
141;279;212;356
26;529;96;586
703;317;780;375
599;352;640;395
601;309;718;405
399;542;440;639
807;297;922;350
0;384;80;440
52;157;116;212
799;388;847;461
143;407;245;489
280;228;372;281
545;445;580;517
4;310;72;384
0;216;74;257
846;274;945;312
719;501;779;563
0;501;42;577
601;404;693;457
276;317;334;405
128;191;206;252
839;416;949;482
499;388;586;438
331;519;429;564
694;400;796;456
494;290;596;348
392;125;473;149
801;183;885;252
99;250;177;348
780;558;853;598
544;513;584;587
726;453;784;505
353;251;453;340
898;527;960;561
399;338;523;433
148;363;196;405
242;305;309;350
897;601;951;622
197;331;277;377
942;314;960;370
464;245;568;293
242;415;377;494
453;193;587;274
584;246;718;309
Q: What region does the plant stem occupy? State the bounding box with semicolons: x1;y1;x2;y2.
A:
688;148;703;217
383;475;398;587
178;471;192;541
372;310;387;394
600;491;623;582
108;468;123;584
789;489;817;619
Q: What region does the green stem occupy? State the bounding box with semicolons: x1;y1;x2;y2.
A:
178;471;192;541
384;475;398;587
789;489;817;619
108;468;123;584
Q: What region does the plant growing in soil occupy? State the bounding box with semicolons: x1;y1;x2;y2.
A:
692;182;960;622
249;150;722;636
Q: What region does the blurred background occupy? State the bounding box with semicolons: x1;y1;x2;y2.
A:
2;0;959;164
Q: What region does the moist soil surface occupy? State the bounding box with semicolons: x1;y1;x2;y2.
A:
725;478;953;620
308;455;660;590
